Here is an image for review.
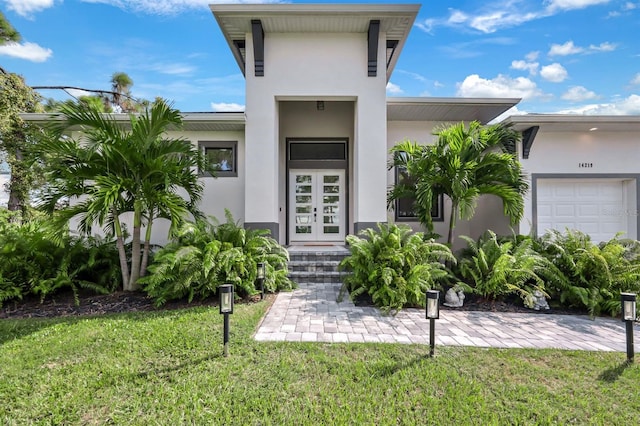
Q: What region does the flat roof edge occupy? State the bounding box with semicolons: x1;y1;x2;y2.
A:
387;97;521;106
210;4;421;15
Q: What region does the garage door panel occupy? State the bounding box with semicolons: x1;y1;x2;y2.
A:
537;179;627;243
577;204;599;217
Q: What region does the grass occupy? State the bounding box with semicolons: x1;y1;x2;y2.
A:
1;301;638;425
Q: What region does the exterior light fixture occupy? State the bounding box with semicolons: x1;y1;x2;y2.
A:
621;292;636;363
257;262;266;300
425;290;440;357
316;101;324;111
219;284;234;357
589;127;598;132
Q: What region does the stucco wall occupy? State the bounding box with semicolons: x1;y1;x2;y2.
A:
245;31;389;241
519;129;640;239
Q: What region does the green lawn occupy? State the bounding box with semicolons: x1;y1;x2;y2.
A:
1;301;638;425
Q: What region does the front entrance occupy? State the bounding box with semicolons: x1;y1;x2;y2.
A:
289;169;345;242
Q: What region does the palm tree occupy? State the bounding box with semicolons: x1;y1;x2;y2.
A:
108;72;135;112
388;121;528;246
39;99;204;290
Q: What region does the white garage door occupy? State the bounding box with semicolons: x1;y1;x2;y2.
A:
537;179;627;243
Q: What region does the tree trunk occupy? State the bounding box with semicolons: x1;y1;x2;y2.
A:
127;201;142;290
7;145;23;214
113;210;130;290
140;215;153;278
447;201;457;246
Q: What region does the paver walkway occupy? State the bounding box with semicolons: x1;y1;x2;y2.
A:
255;281;640;352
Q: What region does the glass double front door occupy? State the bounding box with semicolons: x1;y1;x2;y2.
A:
289;169;345;242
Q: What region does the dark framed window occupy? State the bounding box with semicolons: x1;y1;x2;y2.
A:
199;141;237;177
394;166;444;222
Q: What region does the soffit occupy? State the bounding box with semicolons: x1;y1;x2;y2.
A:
504;114;640;132
387;97;521;124
211;4;419;80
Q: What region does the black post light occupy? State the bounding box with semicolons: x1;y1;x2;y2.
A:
621;292;636;363
257;262;266;300
219;284;234;357
426;290;440;358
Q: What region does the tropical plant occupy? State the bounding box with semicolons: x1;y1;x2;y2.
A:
456;231;561;307
0;208;121;306
0;71;44;216
140;212;294;306
388;121;528;245
38;99;204;291
536;229;640;317
339;223;455;313
0;11;20;46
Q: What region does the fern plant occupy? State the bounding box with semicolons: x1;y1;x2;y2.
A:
0;209;121;306
456;231;556;306
340;223;455;313
140;211;294;306
536;229;640;317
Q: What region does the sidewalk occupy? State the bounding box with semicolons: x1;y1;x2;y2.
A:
255;281;640;352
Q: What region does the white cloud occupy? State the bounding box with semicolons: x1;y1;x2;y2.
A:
67;88;93;98
561;86;598;101
148;63;196;76
549;40;617;56
416;1;611;34
540;63;568;82
0;42;52;62
4;0;55;16
491;106;528;124
386;82;404;95
525;51;540;61
210;102;244;112
549;41;583;56
588;42;616;52
554;94;640;114
456;74;545;100
80;0;281;15
511;59;539;75
631;73;640;85
545;0;612;12
396;69;428;83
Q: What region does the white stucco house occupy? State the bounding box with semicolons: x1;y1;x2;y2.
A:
14;3;640;247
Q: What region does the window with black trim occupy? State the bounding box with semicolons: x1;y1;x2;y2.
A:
394;166;444;222
199;141;237;177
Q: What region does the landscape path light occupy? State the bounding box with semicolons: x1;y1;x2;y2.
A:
621;292;636;363
426;290;440;358
219;284;234;357
257;262;266;300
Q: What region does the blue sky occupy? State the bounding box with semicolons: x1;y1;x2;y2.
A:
1;0;639;116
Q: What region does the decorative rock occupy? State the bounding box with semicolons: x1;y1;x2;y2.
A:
443;288;465;307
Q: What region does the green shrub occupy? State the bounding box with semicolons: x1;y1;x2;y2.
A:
140;211;294;306
339;223;455;313
456;231;557;306
0;209;121;306
536;229;640;317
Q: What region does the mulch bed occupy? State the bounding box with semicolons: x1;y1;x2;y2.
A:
351;291;591;316
1;288;589;320
0;291;266;320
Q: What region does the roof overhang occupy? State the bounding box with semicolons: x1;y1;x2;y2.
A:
19;112;246;132
210;3;420;81
504;114;640;132
387;97;521;124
